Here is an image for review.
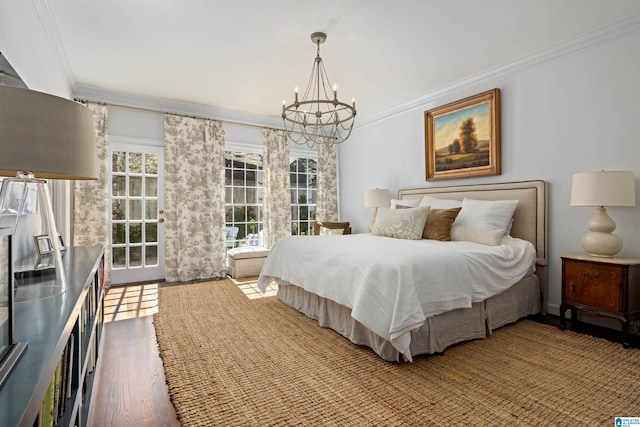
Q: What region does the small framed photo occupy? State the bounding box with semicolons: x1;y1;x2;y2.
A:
34;235;54;256
57;233;66;252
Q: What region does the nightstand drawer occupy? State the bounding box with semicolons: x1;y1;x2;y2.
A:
563;261;622;311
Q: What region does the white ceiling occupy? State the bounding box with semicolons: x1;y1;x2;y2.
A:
45;0;640;120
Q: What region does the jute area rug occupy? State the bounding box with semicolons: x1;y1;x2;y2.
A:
154;279;640;426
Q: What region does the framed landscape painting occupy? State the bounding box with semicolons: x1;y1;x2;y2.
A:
424;88;501;181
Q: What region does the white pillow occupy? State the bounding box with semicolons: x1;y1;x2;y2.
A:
419;195;463;209
319;227;345;235
390;198;421;209
371;206;430;240
452;198;518;231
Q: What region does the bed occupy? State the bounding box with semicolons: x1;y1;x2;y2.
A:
258;180;548;362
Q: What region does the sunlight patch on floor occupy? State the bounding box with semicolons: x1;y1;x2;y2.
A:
230;276;277;299
103;283;159;322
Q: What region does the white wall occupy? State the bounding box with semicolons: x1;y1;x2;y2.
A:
339;29;640;315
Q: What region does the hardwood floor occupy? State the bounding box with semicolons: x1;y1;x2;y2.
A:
87;279;636;426
88;283;180;427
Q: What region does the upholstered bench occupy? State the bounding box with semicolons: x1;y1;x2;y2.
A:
226;247;270;279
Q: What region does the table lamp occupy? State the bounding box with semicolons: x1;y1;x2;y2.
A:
364;188;390;231
570;170;636;257
0;72;97;299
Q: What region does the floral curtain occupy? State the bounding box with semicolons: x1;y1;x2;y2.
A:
262;129;291;248
163;115;226;282
73;102;111;283
316;142;338;222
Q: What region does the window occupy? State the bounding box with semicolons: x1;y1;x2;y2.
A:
290;157;317;236
225;151;263;248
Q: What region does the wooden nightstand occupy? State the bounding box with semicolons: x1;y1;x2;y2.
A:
560;252;640;348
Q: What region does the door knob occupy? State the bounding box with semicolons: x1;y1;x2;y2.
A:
158;218;165;223
159;209;165;214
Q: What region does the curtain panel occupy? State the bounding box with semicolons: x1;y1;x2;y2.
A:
316;142;338;222
163;115;226;282
262;129;291;248
73;102;111;283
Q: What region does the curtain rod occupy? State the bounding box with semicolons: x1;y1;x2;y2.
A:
74;98;285;132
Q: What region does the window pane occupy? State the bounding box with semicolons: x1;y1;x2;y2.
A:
129;200;142;220
129;176;142;197
246;187;257;204
226;206;233;222
290;189;297;202
129;223;142;244
145;245;158;266
112;224;126;244
145;154;158;174
112;247;126;268
112;200;125;220
145;223;158;243
225;169;232;185
129;152;142;173
233;187;245;204
146;177;158;197
145;200;157;220
112;176;126;196
112;151;126;173
129;246;142;267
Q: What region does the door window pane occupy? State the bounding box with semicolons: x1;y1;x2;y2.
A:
145;200;157;220
129;246;142;267
145;246;158;266
145;223;158;243
129;223;142;244
129;152;142;173
113;151;126;173
129;200;142;220
113;247;126;268
145;154;158;174
146;177;158;197
129;176;142;197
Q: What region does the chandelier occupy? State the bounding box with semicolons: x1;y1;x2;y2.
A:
281;32;356;147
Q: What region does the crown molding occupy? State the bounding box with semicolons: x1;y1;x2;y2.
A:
34;0;76;89
358;13;640;128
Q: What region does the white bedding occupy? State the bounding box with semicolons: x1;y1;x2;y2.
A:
257;233;536;361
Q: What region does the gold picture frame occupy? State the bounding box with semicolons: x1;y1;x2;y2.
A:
425;88;501;181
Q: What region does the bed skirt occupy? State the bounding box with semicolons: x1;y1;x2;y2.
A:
277;275;540;362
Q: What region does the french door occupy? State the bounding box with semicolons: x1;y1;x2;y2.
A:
109;141;165;284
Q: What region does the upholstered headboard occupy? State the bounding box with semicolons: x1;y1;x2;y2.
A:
398;180;548;312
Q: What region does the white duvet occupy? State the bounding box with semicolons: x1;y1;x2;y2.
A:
257;233;536;361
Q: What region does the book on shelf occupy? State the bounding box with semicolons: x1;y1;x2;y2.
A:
66;334;74;400
41;375;55;427
53;358;62;425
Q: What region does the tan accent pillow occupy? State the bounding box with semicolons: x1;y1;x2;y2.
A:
423;207;461;241
313;221;351;235
450;226;505;246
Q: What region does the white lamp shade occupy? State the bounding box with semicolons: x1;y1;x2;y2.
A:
364;188;390;208
570;171;636;207
0;85;97;180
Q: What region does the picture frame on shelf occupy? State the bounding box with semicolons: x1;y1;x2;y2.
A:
34;235;53;256
57;233;66;252
424;88;501;181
